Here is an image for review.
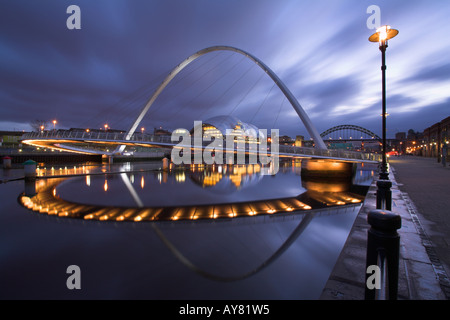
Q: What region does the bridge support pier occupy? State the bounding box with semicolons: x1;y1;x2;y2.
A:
300;160;354;180
102;155;114;164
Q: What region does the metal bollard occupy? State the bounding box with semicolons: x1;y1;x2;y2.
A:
23;159;37;181
3;156;12;169
162;157;169;171
365;209;401;300
376;180;392;211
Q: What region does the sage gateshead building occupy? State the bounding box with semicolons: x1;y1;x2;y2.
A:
190;115;267;145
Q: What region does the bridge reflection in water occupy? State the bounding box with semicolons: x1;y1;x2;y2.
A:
11;160;376;297
18;160;371;223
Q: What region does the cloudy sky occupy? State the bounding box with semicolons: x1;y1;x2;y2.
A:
1;0;449;139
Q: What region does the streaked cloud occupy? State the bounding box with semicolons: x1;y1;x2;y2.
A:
0;0;449;137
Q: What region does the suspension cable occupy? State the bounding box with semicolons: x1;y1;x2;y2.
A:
228;71;265;116
272;96;286;130
250;81;276;124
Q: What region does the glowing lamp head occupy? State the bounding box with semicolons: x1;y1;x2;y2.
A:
377;25;389;42
369;25;399;47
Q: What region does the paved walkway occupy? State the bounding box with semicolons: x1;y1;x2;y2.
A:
389;156;450;279
320;156;450;300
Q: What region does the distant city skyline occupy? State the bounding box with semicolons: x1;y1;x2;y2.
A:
1;0;449;139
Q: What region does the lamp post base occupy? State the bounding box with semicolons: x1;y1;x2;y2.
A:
379;162;389;180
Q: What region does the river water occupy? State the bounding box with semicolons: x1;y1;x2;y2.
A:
0;159;375;299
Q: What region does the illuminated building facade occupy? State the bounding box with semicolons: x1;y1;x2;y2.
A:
421;116;450;159
191;115;265;144
294;135;304;147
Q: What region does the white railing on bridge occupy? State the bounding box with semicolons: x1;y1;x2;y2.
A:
22;130;174;144
278;144;381;162
22;130;382;162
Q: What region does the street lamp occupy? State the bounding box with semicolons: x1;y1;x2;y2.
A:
369;25;398;179
104;124;109;131
369;25;398;210
52;120;57;130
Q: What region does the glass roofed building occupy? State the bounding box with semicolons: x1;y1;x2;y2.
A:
191;115;265;144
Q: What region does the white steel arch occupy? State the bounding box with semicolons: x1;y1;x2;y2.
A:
115;45;326;153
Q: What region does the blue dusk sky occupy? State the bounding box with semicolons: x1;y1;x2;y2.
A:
1;0;449;138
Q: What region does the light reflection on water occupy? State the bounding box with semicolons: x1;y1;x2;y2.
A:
19;160;373;222
2;159;376;299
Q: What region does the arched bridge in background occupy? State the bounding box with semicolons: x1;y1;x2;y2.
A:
320;125;382;143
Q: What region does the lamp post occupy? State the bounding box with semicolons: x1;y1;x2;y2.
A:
52;120;57;130
369;25;398;210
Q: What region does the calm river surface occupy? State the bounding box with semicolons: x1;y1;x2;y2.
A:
0;159;375;299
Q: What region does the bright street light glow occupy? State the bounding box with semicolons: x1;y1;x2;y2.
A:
369;25;398;46
376;25;390;43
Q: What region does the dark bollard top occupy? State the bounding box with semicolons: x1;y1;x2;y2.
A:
368;209;401;231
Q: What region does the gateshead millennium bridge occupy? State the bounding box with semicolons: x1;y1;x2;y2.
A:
20;46;382;164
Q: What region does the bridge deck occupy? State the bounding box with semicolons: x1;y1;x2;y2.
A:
21;131;382;163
